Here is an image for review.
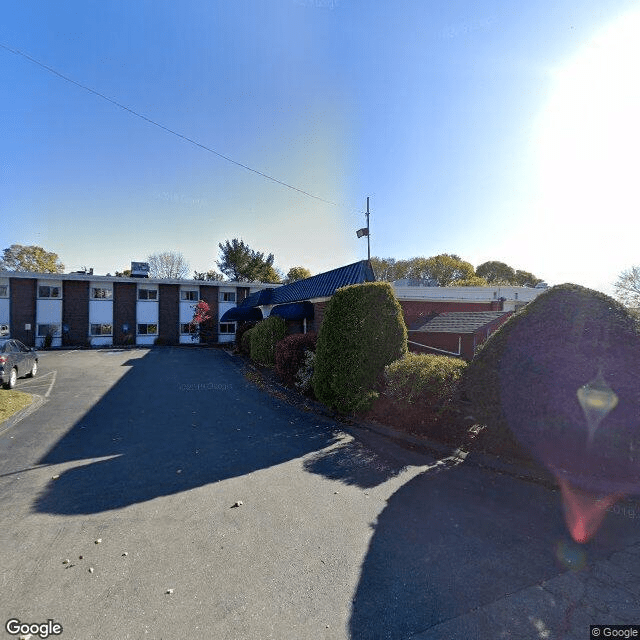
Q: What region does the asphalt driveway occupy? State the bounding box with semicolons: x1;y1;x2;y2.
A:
0;347;638;639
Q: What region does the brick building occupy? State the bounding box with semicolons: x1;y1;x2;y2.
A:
0;271;270;348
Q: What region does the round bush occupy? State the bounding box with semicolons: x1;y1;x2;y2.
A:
312;282;407;413
250;315;286;367
465;283;640;493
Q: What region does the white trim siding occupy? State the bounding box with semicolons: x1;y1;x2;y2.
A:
88;281;114;346
36;279;63;347
179;285;200;344
136;284;159;345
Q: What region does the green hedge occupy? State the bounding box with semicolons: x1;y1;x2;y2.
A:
465;283;640;483
275;332;318;386
313;281;407;413
384;353;467;410
249;315;286;367
241;326;255;356
236;321;258;355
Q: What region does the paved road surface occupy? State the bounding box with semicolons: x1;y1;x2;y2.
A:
0;348;638;639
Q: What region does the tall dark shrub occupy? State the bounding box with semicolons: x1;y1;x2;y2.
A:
312;282;407;413
275;332;318;386
465;283;640;493
250;315;286;366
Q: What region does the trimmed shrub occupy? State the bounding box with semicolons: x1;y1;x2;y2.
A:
465;283;640;493
365;353;468;441
249;315;286;366
384;353;467;410
241;326;255;356
236;321;258;354
275;332;318;386
312;282;407;413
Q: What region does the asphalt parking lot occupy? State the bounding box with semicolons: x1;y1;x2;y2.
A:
1;347;639;639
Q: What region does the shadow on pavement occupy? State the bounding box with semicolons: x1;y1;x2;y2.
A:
33;349;405;515
349;462;640;639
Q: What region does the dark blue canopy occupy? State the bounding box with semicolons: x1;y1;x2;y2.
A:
219;306;263;322
269;301;314;321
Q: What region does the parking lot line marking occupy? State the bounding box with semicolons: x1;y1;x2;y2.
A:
44;370;56;398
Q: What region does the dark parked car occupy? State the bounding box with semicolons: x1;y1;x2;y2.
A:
0;339;38;389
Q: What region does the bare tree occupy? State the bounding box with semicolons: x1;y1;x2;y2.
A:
147;251;190;279
614;266;640;308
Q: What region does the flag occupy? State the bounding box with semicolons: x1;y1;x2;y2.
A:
356;228;369;238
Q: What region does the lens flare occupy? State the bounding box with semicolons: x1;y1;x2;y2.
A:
576;369;619;445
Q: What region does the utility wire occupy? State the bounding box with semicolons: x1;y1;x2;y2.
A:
0;42;341;206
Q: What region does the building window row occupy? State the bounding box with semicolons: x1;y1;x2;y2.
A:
137;323;158;335
92;287;113;299
0;285;8;298
91;323;113;336
138;288;158;300
38;285;61;299
37;324;61;337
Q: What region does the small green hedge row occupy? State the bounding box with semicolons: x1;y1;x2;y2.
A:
313;282;407;414
236;321;258;355
249;315;286;367
274;332;318;386
384;353;467;411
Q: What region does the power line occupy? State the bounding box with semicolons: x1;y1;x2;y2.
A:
0;42;341;206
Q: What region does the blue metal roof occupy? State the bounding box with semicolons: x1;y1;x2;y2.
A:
270;260;375;304
270;301;314;320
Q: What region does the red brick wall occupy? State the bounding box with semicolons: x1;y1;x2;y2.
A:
408;332;471;359
10;278;36;346
62;280;89;346
113;282;137;345
400;300;495;329
236;286;250;304
159;284;179;345
311;301;329;333
198;285;219;343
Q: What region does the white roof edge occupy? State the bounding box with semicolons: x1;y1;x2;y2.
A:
0;271;274;288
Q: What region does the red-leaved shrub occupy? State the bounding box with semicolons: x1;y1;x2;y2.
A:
275;332;318;386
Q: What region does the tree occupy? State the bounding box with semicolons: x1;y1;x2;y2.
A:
115;269;132;277
475;261;516;284
188;300;213;342
450;276;490;287
193;270;225;281
370;257;409;282
216;238;281;283
408;254;474;286
614;265;640;308
147;251;189;279
513;269;542;287
284;266;311;284
0;244;64;273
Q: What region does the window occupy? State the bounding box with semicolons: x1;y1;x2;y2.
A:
180;323;195;334
181;290;198;301
220;291;236;303
92;287;113;299
138;288;158;300
137;323;158;335
37;324;61;337
90;323;113;336
0;285;8;297
219;323;236;334
38;285;61;298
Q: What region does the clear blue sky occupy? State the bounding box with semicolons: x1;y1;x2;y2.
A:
2;1;638;293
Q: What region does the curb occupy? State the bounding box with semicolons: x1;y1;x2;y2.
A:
228;350;559;491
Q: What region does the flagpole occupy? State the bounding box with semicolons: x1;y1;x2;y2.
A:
366;196;370;261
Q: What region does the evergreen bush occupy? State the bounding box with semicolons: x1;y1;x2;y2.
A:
465;283;640;487
312;282;407;413
236;321;258;354
384;353;467;411
241;326;255;356
249;315;286;366
274;332;318;386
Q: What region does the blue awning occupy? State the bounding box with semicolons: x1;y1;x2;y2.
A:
269;301;314;321
219;306;263;322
